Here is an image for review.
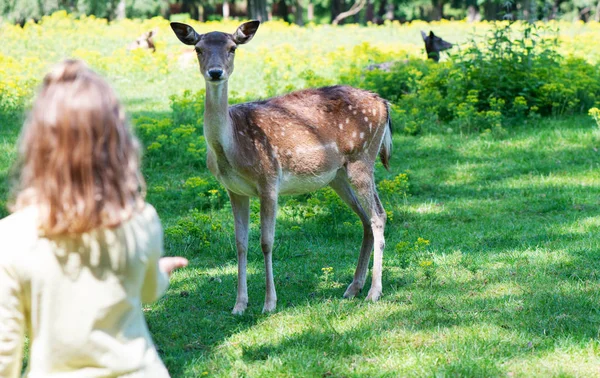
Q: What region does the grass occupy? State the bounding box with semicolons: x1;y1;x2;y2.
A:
142;115;600;377
1;16;600;377
4;104;598;376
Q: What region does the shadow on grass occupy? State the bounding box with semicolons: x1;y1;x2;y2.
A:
137;116;600;376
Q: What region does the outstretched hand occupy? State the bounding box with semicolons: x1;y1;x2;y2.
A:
159;257;189;276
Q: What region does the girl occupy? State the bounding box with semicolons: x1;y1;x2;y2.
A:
0;60;187;378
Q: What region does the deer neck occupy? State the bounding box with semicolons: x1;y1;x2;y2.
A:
204;81;233;154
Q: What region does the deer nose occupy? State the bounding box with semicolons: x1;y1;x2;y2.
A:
208;68;224;80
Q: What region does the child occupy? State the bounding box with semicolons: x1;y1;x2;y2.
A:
0;59;187;378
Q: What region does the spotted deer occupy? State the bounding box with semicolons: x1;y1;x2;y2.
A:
170;21;393;314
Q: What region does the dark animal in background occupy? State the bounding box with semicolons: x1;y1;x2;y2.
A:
366;30;453;71
128;29;157;53
420;30;452;62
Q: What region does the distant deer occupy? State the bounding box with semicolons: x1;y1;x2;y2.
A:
128;29;157;52
170;21;393;314
420;30;452;62
366;30;452;71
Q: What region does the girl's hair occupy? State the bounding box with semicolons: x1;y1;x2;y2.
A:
11;59;145;235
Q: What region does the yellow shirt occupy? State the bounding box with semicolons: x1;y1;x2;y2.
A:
0;204;171;378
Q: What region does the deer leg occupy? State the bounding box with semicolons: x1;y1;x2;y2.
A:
229;191;250;315
367;190;387;302
346;161;386;302
260;188;278;313
329;171;374;298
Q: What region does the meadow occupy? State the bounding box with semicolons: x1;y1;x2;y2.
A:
1;12;600;377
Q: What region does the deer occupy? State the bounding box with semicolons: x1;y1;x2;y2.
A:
170;20;393;315
127;29;157;52
366;30;453;71
420;30;452;62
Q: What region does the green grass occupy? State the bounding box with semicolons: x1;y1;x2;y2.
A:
144;115;600;377
4;100;599;376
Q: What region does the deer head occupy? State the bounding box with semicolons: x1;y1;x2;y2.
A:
128;29;157;52
170;21;260;84
420;30;453;62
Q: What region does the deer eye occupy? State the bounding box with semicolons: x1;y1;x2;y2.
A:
229;46;237;54
195;47;203;55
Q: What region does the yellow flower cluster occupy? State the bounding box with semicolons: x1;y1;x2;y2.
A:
0;11;598;111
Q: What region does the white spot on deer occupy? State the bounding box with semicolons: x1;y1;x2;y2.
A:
349;141;354;150
281;131;285;136
286;149;292;157
353;111;357;115
364;117;369;122
372;108;377;115
360;132;365;139
238;131;245;136
352;131;357;138
348;105;353;110
338;123;343;130
346;118;350;124
361;109;366;114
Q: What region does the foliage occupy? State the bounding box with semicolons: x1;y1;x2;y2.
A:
2;16;600;377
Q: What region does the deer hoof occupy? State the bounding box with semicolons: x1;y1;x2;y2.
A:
365;287;382;302
232;302;247;315
343;282;363;299
262;300;277;313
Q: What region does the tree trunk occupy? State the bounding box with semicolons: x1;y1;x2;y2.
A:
365;0;374;23
249;0;269;21
307;1;314;21
596;0;600;22
467;5;480;21
483;0;501;20
377;0;387;22
223;0;230;20
295;0;305;25
332;0;366;24
431;0;444;20
278;0;290;22
331;0;344;23
115;0;126;19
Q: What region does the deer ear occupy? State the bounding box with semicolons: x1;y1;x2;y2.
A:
420;30;427;41
170;22;201;46
429;31;435;38
233;20;260;45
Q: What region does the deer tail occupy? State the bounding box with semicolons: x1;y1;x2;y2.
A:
379;102;393;171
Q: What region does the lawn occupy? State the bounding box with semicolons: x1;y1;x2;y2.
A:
1;13;600;377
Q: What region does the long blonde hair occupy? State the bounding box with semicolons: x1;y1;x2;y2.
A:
12;59;145;235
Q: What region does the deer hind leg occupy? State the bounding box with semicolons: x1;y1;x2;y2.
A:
368;190;387;301
229;191;250;315
346;160;387;302
329;170;374;298
260;187;278;313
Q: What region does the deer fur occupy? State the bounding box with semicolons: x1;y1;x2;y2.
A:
170;20;392;314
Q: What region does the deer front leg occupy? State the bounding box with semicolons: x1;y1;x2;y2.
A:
260;189;278;313
229;191;250;315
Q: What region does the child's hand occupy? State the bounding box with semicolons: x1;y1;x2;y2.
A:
159;257;189;276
